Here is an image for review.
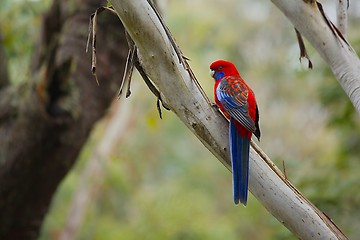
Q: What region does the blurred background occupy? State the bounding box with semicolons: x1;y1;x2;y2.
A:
2;0;360;239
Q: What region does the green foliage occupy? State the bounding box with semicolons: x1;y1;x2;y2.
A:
3;0;360;239
304;36;360;237
0;0;51;84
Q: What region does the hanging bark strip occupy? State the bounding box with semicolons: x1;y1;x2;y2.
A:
295;28;313;69
316;1;352;50
122;30;171;118
88;6;170;118
117;32;136;99
87;6;118;85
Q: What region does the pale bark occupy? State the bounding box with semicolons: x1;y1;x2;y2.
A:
272;0;360;115
108;0;347;239
336;0;349;37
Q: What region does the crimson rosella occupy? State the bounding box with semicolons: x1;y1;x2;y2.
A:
210;60;260;206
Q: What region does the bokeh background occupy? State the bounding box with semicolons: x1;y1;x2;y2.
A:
2;0;360;239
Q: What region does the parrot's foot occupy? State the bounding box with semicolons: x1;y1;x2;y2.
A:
211;102;219;110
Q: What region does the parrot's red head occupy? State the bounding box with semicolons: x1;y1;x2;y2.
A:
210;60;240;81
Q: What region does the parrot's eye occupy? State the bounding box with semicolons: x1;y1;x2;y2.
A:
218;66;223;71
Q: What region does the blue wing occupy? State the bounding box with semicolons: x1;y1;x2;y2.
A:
216;77;256;133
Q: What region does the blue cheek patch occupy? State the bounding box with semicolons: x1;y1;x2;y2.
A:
214;71;225;80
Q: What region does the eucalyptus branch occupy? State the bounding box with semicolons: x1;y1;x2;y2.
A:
107;0;347;239
272;0;360;115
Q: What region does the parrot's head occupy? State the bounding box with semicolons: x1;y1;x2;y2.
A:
209;60;240;81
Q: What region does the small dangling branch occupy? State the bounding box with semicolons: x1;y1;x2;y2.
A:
294;28;313;69
86;6;118;85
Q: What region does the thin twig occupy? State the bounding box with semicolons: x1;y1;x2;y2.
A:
91;10;99;85
87;7;119;86
282;160;288;180
117;45;135;100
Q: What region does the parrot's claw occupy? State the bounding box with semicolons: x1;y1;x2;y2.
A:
211;102;219;110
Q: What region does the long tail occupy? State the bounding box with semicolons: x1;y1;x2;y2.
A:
229;118;250;205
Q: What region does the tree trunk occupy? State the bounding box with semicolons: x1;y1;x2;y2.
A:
0;0;128;238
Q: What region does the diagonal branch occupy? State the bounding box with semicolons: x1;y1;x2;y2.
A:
108;0;347;239
272;0;360;115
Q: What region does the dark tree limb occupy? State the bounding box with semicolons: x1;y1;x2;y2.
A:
0;0;128;238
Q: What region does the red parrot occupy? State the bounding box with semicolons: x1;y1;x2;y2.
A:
210;60;260;205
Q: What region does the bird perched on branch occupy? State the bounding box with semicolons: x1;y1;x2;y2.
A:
210;60;260;206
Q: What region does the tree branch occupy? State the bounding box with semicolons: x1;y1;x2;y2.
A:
271;0;360;115
336;0;349;37
108;0;347;239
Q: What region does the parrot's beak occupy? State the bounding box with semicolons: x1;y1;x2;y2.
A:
209;69;215;78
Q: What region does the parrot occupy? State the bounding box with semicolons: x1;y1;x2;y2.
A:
210;60;260;206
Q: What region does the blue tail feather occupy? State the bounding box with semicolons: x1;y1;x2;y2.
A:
229;118;250;205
